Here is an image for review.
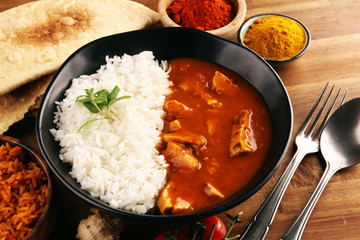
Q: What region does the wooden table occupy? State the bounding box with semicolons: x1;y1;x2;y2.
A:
2;0;360;239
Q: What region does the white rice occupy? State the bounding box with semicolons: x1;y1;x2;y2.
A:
50;51;172;213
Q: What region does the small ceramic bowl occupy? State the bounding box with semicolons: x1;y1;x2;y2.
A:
158;0;247;39
238;13;311;65
0;135;53;240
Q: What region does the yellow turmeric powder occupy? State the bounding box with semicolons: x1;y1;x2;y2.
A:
243;16;306;60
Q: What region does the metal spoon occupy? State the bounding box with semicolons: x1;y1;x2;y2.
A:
281;97;360;240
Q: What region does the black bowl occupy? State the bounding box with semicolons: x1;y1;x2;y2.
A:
36;27;293;222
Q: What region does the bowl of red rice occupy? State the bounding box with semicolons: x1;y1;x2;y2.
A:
0;135;53;240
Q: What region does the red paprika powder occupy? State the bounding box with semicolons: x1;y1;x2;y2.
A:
166;0;236;31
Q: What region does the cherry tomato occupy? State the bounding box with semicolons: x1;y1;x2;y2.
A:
155;228;190;240
199;216;226;240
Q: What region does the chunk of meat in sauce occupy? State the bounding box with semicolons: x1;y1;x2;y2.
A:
204;183;225;198
212;71;237;95
163;131;206;147
164;100;192;118
195;86;222;108
179;80;195;92
173;198;192;214
206;109;223;135
207;118;221;135
162;141;200;173
157;183;193;214
169;119;182;131
157;184;172;214
229;110;257;157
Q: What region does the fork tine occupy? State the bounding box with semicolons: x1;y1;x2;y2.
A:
339;89;348;107
312;87;346;139
306;84;335;137
298;82;329;135
312;88;348;139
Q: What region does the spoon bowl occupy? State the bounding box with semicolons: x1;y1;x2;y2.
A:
282;97;360;240
320;97;360;168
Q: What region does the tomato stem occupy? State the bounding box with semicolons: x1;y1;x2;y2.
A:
222;211;243;239
209;223;216;239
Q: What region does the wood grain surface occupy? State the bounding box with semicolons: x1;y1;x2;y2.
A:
2;0;360;239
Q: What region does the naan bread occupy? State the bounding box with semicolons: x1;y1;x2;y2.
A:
0;0;160;95
25;94;44;118
0;73;53;134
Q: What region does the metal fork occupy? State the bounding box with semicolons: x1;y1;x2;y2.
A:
239;83;347;240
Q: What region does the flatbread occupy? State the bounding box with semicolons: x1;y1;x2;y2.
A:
0;73;53;135
25;94;43;118
0;0;160;95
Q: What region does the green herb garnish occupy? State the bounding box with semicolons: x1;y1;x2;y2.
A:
75;85;131;132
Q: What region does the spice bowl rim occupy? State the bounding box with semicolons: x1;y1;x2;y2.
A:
237;13;311;64
158;0;247;39
0;134;53;240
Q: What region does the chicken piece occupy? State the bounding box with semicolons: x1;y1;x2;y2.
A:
173;198;192;214
164;100;192;118
179;73;205;91
163;131;206;147
162;141;200;172
195;88;222;108
157;183;193;214
157;184;172;214
206;109;224;135
201;92;221;108
230;110;257;157
204;157;220;175
207;118;221;135
204;183;224;198
169;119;182;131
179;80;195;91
212;71;236;95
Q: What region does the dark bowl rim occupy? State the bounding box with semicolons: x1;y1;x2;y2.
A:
237;13;311;63
0;135;53;239
36;27;293;222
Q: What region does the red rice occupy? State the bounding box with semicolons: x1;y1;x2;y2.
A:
0;142;48;240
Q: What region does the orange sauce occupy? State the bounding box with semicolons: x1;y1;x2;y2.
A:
158;58;272;214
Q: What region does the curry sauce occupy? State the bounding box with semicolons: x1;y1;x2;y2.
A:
157;58;272;214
